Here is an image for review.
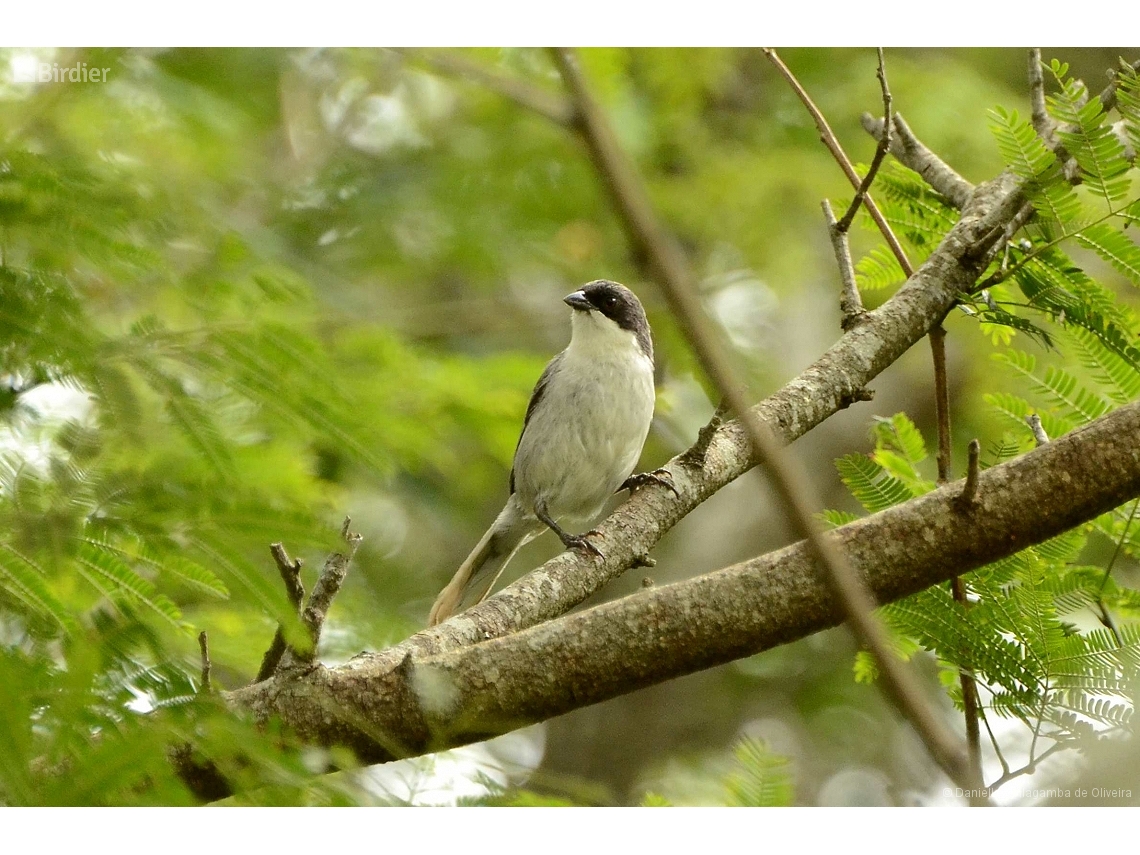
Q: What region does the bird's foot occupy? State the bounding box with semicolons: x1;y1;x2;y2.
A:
561;531;605;561
621;468;679;498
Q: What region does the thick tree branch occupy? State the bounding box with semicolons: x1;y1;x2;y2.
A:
228;401;1140;764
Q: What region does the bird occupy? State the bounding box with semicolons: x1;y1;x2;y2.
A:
428;279;673;626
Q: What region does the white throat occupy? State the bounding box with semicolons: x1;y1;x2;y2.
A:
566;310;648;366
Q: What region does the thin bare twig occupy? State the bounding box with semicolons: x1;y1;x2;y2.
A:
836;48;892;233
979;701;1011;778
198;631;212;693
930;326;954;485
959;439;981;507
932;319;982;787
297;517;363;663
763;48;915;278
987;740;1068;792
1026;413;1050;446
822;200;865;328
1097;58;1140;113
1094;498;1138;645
254;543;306;682
553;46;980;799
1028;49;1053;139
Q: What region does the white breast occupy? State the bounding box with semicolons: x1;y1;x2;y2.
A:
512;311;655;523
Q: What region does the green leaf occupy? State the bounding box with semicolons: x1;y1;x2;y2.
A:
855;244;906;293
1115;64;1140;157
74;542;187;630
1047;74;1132;206
1074;223;1140;288
834;454;915;513
722;738;793;807
0;545;77;635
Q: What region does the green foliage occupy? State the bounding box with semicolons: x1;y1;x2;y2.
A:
1046;63;1132;207
830;305;1140;775
3;45;1139;807
834;81;1140;760
721;738;794;807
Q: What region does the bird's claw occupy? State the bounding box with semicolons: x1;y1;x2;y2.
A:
562;532;604;561
621;468;679;498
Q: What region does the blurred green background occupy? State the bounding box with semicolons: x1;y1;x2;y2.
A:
1;46;1138;806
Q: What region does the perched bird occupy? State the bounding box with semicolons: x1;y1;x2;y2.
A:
428;280;671;626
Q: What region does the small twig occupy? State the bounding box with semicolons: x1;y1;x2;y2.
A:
860;112;974;210
272;543;306;608
1094;498;1139;645
1028;693;1049;764
930;326;953;485
840;387;875;408
763;48;915;278
836;48;892;233
958;439;981;507
198;631;212;693
406;49;574;126
948;582;983;787
1028;49;1054;140
681;400;731;468
1026;414;1050;446
932;317;982;787
978;701;1011;778
296;517;363;663
823;200;866;328
1096;58;1140;113
555;46;981;801
254;543;306;683
987;740;1067;792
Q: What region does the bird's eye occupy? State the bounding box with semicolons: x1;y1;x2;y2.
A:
605;295;617;308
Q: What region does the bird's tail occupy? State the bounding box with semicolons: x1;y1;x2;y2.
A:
428;497;543;626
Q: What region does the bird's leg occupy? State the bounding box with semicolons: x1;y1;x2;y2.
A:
620;467;679;498
535;500;604;560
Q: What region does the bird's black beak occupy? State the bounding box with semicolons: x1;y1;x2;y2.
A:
564;290;592;312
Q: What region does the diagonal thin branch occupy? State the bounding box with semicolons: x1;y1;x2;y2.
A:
254;543;306;682
295;517;363;665
836;48;893;234
764;48;915;278
551;45;979;797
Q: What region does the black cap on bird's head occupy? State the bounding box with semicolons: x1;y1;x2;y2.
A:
563;280;653;361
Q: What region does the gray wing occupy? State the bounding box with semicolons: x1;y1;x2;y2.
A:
509;350;564;495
